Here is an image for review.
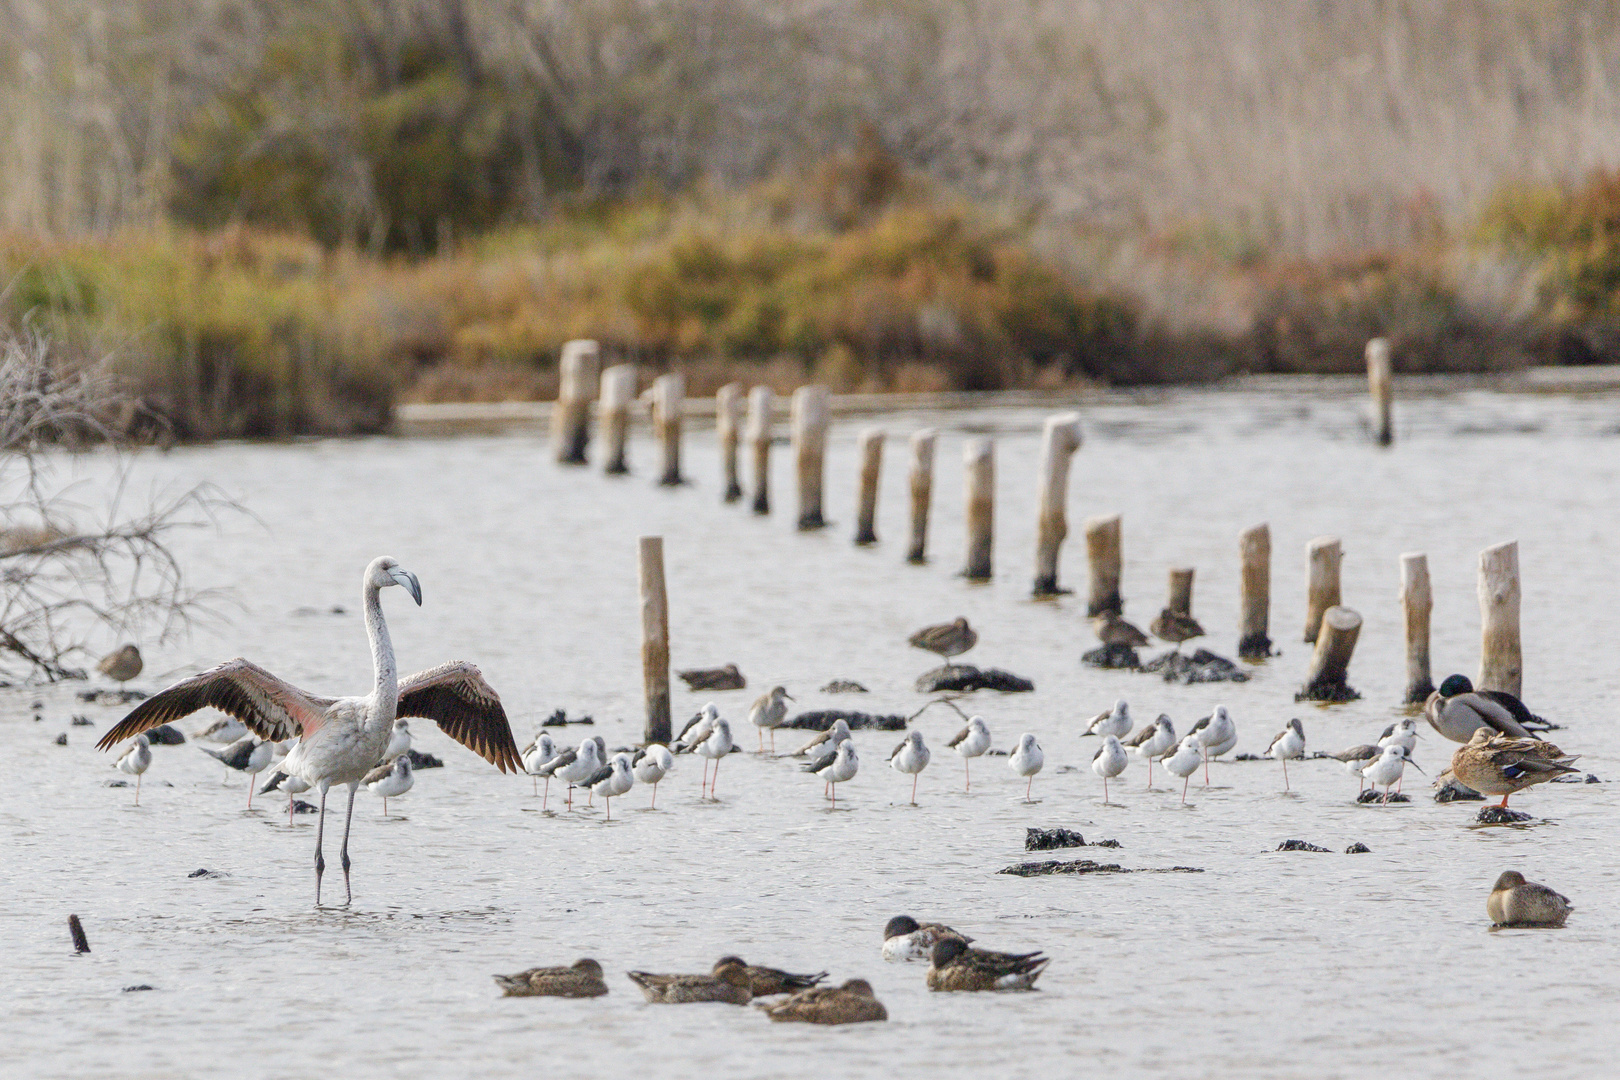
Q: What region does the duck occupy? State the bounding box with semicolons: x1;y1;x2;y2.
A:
626;957;752;1004
678;663;746;691
908;617;978;667
1449;728;1579;808
882;915;971;962
493;958;609;997
1488;871;1573;928
1424;674;1538;743
97;644;143;685
926;938;1049;992
759;980;886;1024
1150;608;1204;650
714;956;827;997
1084;699;1131;739
1091;610;1148;649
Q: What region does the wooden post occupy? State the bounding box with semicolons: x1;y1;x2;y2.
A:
1084;513;1123;616
1032;413;1082;597
792;385;829;530
1167;567;1194;615
717;383;745;502
652;372;685;486
1366;337;1393;447
1304;536;1342;643
906;429;936;564
552;339;600;464
639;536;671;744
1300;606;1362;701
746;386;773;515
1238;523;1272;659
1401;552;1435;704
1478;540;1522;698
962;437;994;581
599;364;635;475
854;428;884;545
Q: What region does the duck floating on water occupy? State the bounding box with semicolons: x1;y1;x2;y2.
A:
714;956;827;997
627;957;753;1004
758;979;887;1024
882;915;971;962
1488;871;1573;928
1424;674;1539;743
926;938;1049;992
493;958;609;998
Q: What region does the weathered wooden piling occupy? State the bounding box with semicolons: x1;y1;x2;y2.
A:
1300;605;1363;701
651;372;685;486
639;536;671;744
1477;540;1522;698
747;386;774;515
1304;536;1343;643
1400;552;1435;704
717;383;745;502
1238;523;1272;659
907;429;937;563
1084;514;1123;616
599;364;635;475
1167;567;1195;615
551;339;600;464
1366;337;1393;447
963;437;995;580
68;914;90;954
792;385;830;530
854;428;884;545
1032;413;1082;597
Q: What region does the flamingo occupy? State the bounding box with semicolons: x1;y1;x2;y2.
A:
97;556;521;906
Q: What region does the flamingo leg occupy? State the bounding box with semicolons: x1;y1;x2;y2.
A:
314;784;330;906
339;783;357;905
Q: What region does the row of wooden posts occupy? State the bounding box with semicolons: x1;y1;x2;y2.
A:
548;341;1516;741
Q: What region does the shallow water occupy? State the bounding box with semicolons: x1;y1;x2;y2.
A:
4;384;1619;1079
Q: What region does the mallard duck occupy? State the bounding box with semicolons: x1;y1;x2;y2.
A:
1150;608;1204;649
926;938;1049;991
1424;674;1537;743
1488;871;1573;928
882;915;971;962
714;955;827;997
1449;728;1579;807
626;957;752;1004
1091;611;1149;648
908;618;978;666
493;958;608;998
677;664;746;691
759;979;888;1024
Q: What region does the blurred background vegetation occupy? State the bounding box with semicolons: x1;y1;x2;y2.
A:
5;0;1620;436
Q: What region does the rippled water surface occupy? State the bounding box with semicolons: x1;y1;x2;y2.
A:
5;384;1620;1079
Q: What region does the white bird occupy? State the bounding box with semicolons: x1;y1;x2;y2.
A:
1125;715;1175;788
521;731;557;798
97;556;521;906
1162;734;1203;804
1190;705;1237;785
383;718;412;763
588;754;635;821
697;717;733;798
945;716;992;791
200;735;275;808
1378;718;1421;754
363;754;413;815
674;703;720;753
552;737;604;811
1091;734;1127;803
115;734;152;805
261;768;314;823
801;719;852;772
194;716;247;744
1321;744;1381;792
1267;718;1306;791
633;744;675;808
1084;700;1131;739
809;740;860;808
1361;744;1422;803
889;730;930;805
748;686;793;753
1009;733;1044;802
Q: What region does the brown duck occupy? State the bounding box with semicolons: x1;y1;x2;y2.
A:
1449;728;1579;807
713;954;827;997
626;957;752;1004
759;979;888;1024
926;938;1049;991
97;644;144;684
1150;608;1204;649
1091;611;1149;648
1488;871;1573;928
678;664;747;691
492;958;608;998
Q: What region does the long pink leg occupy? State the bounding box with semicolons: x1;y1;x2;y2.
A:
1147;759;1153;788
964;759;971;792
135;773;142;807
712;759;721;798
1025;775;1033;802
1102;775;1108;803
1203;748;1210;786
604;797;611;822
1182;775;1190;805
247;781;254;811
1282;757;1290;792
830;782;836;809
650;781;658;810
911;773;919;805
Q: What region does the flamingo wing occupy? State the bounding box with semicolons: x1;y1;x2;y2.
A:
397;661;522;773
97;659;333;751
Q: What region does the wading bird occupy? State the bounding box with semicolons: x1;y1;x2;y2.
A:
1190;705;1237;785
1163;735;1203;805
98;644;143;686
908;617;977;667
633;744;675;808
363;754;413;816
748;685;793;753
889;730;930;805
200;736;274;807
97;557;521;906
1267;718;1306;792
115;734;151;805
1009;733;1044;802
1362;744;1422;803
1091;734;1127;803
807;740;858;807
1125;715;1175;788
697;718;734;798
1084;700;1131;739
520;731;556;798
946;716;991;791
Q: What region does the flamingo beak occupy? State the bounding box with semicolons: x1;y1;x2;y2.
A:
391;568;423;606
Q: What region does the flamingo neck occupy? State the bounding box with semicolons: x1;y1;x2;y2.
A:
364;580;398;716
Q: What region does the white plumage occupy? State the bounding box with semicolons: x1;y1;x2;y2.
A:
1008;733;1044;802
115;734;152;806
1091;734;1127;803
889;730;930;805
